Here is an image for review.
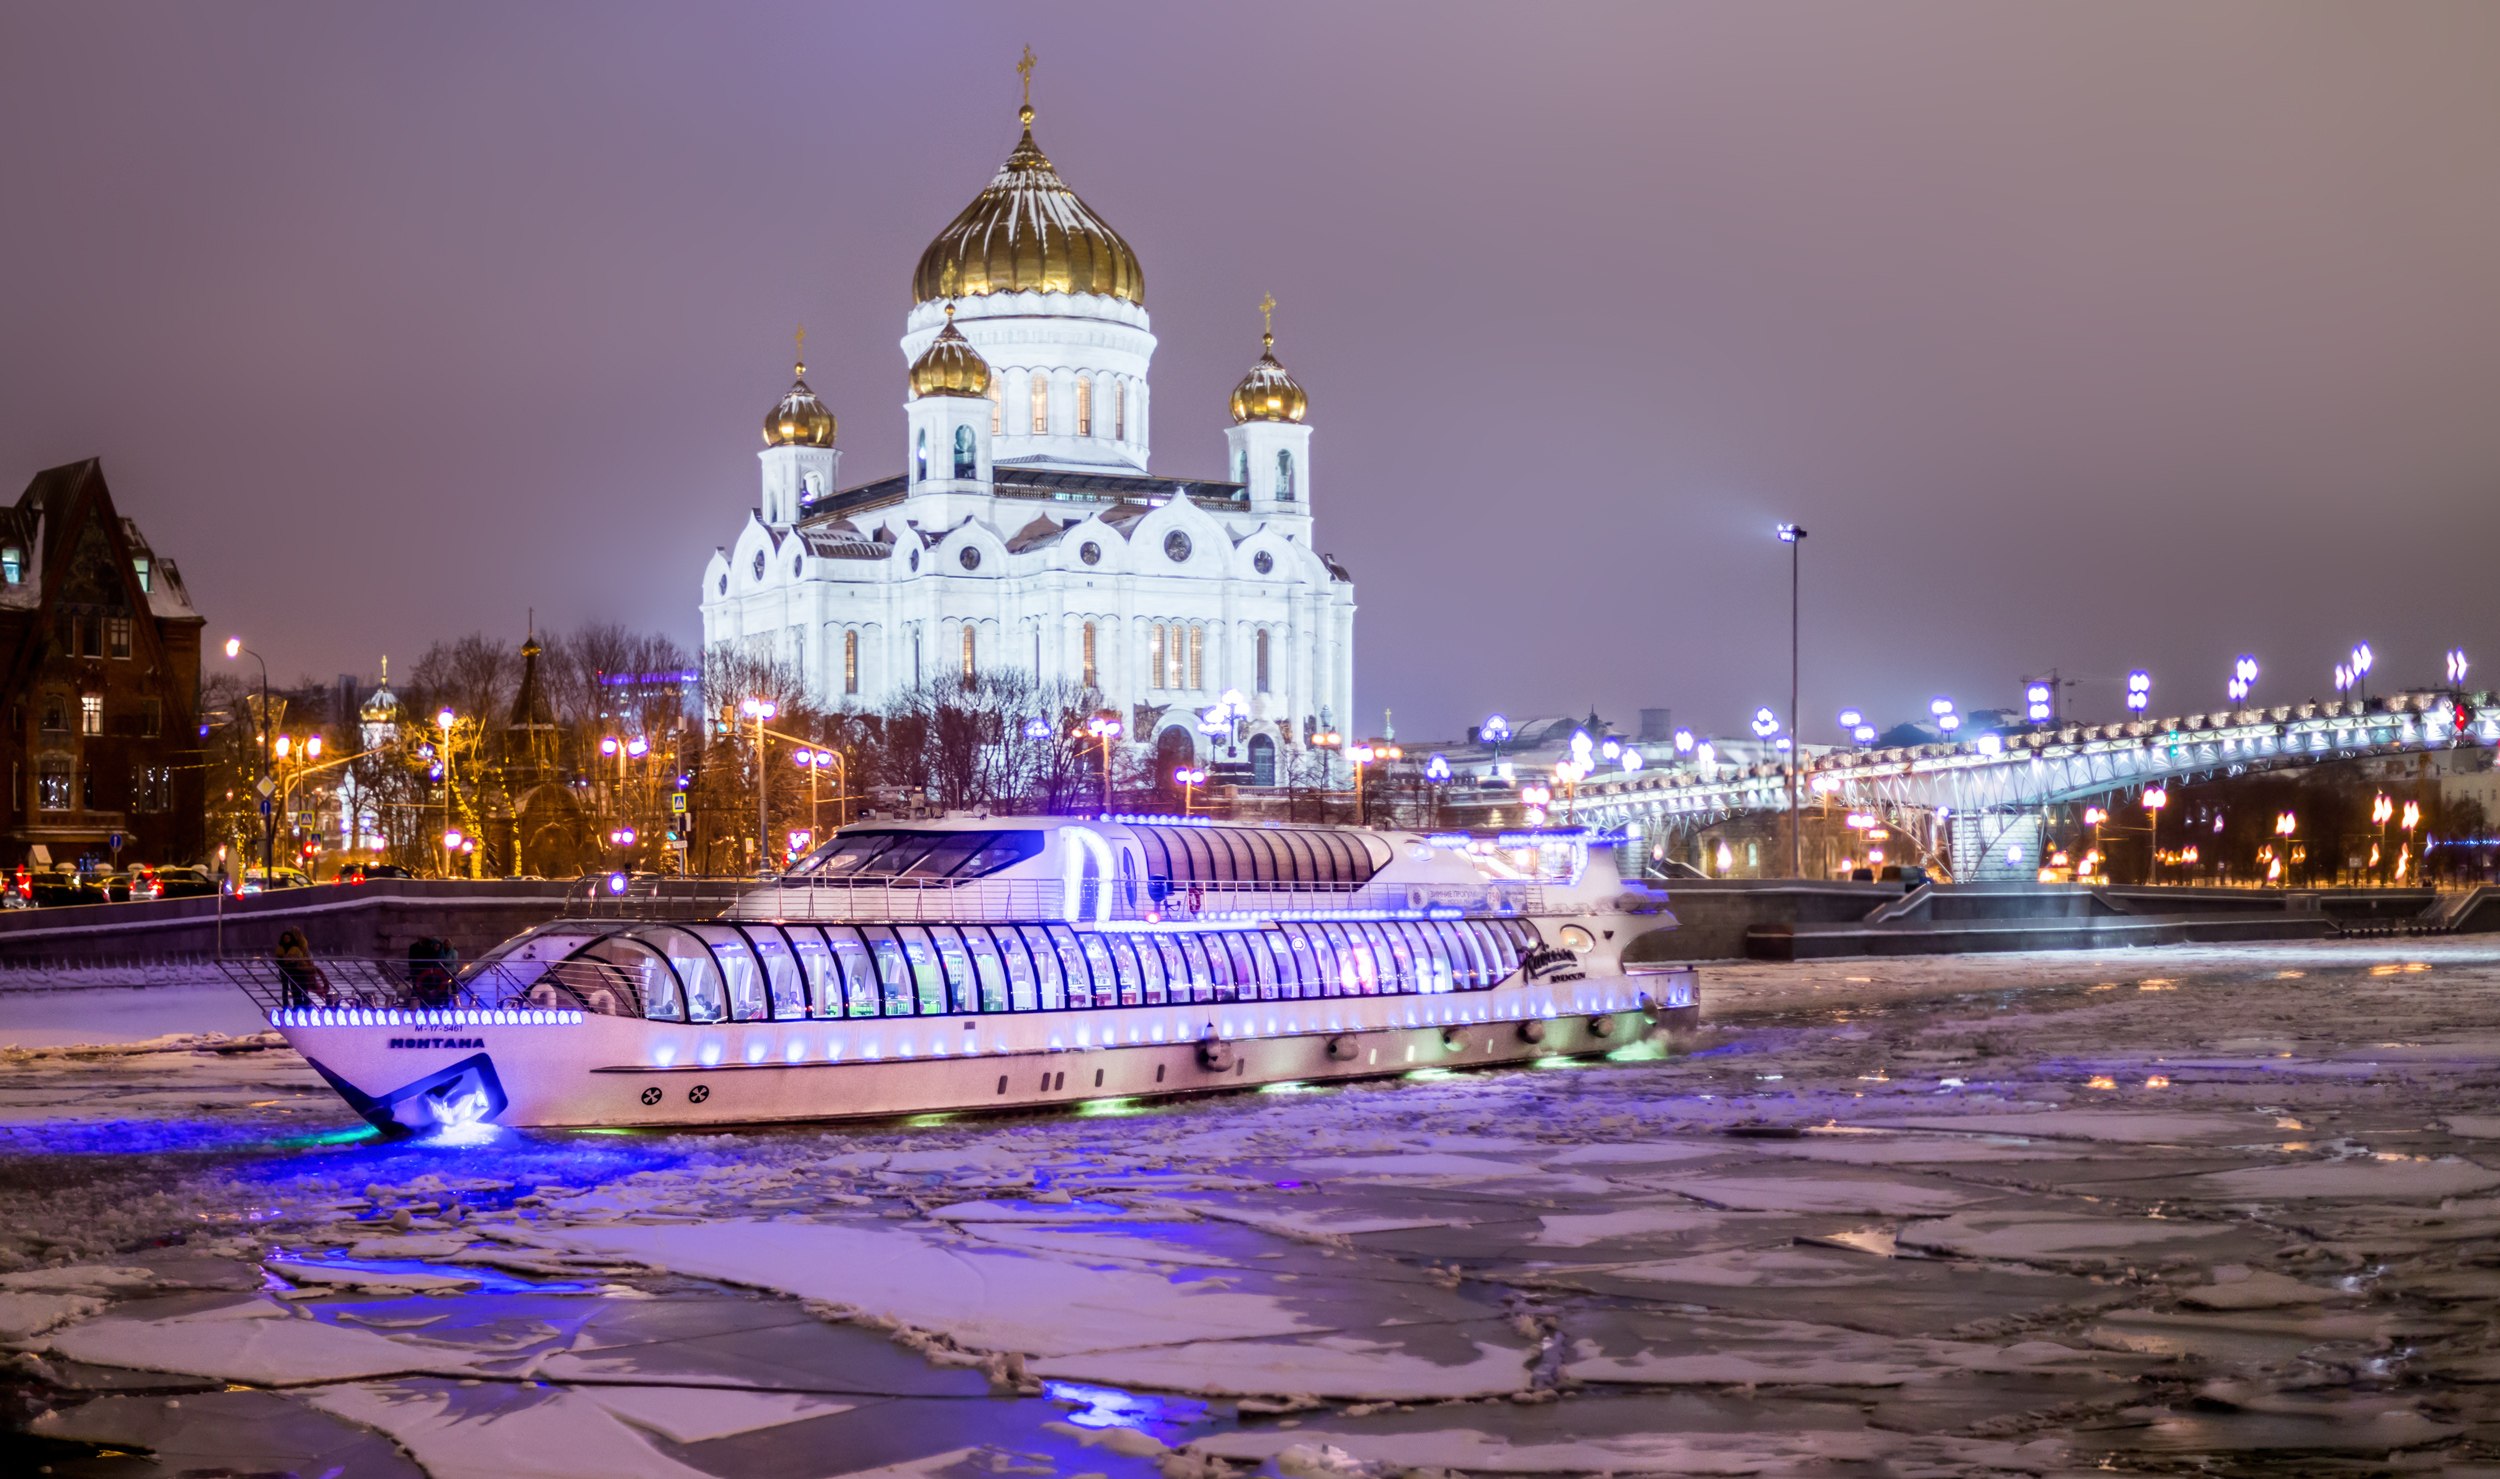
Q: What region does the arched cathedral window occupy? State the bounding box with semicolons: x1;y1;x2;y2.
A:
1234;448;1247;485
1030;375;1050;435
1082;622;1098;688
961;626;977;689
989;380;1003;435
1076;377;1092;436
1115;381;1127;441
952;424;975;479
914;429;928;483
1256;628;1271;693
844;631;859;696
1277;449;1296;502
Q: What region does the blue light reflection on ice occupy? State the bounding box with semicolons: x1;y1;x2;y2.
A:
269;1245;592;1295
1043;1379;1205;1435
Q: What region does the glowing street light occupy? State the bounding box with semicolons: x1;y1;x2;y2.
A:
2144;785;2170;884
1085;714;1123;816
1174;765;1208;814
2025;683;2053;724
1751;707;1780;740
2450;649;2472;688
1672;728;1695;755
2126;670;2151;716
2227;655;2257;706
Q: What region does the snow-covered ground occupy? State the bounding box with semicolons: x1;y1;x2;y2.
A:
9;938;2500;1475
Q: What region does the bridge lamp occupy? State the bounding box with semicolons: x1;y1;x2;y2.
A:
2083;806;2107;826
2401;800;2420;832
1937;712;1961;735
1751;707;1780;739
1620;748;1643;773
1672;728;1695;754
1978;733;2004;756
2143;786;2168;814
2126;670;2151;715
2352;643;2373;680
1695;741;1716;769
1854;723;1877;744
2450;649;2471;687
1929;697;1955;717
2026;684;2052;723
1481;714;1511;748
1601;738;1621;760
1423;754;1452;783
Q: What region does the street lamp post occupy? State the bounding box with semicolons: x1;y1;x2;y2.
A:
740;698;778;871
1776;523;1807;876
223;638;274;878
1175;765;1207;815
434;707;459;877
1085;714;1123;817
2143;785;2169;884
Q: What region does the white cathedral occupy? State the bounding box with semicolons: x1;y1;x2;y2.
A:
700;73;1354;789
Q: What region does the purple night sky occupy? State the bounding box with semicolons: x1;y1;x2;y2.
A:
6;3;2500;741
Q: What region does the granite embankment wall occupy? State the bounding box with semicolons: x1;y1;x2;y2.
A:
0;880;583;965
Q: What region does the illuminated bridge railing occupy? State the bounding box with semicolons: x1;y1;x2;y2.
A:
1578;690;2497;825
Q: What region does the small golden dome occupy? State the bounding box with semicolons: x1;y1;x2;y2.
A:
909;304;992;399
1230;294;1306;423
912;103;1143;306
764;360;837;448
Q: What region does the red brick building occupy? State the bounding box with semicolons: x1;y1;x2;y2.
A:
0;460;207;869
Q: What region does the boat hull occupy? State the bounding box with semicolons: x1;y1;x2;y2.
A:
275;970;1697;1132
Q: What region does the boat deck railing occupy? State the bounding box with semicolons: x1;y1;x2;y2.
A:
556;873;1559;925
215;954;554;1019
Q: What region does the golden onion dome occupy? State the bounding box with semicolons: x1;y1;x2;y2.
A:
1230;297;1307;423
908;303;992;399
764;359;837;448
911;102;1144;306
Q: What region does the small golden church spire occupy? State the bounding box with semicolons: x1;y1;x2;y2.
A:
1259;292;1276;352
794;324;807;377
1017;44;1037;125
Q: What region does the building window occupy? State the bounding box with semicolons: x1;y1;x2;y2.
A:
1115;382;1127;441
843;631;859;696
961;625;976;688
1;546;19;583
1030;375;1049;434
915;428;928;483
81;695;103;735
106;617;131;659
989;380;1003;435
1076;376;1092;436
1234;449;1247;484
1277;449;1296;501
40;694;66;732
133;555;151;592
1188;625;1204;691
1149;624;1166;691
1256;629;1271;693
36;757;70;812
143;698;162;737
952;424;975;479
135;765;172;813
1082;622;1097;688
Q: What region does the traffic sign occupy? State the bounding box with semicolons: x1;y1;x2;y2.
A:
258;799;272;817
255;777;275;798
107;832;123;851
669;793;687;814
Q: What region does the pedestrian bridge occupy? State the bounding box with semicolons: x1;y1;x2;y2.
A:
1576;689;2490;833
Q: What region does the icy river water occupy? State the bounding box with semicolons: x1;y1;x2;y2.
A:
7;940;2500;1476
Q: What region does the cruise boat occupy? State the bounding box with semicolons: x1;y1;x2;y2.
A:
226;818;1696;1134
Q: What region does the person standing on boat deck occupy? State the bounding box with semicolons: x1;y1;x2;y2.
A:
274;929;322;1008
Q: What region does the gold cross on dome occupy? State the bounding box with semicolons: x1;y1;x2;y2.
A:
1017;45;1036;109
1259;293;1275;337
794;324;806;373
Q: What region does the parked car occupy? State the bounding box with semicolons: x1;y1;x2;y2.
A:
100;868;157;902
151;866;219;900
26;868;109;906
1877;864;1931;889
335;863;413;885
241;867;313;894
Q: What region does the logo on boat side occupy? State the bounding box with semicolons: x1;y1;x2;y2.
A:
1520;946;1585;984
387;1036;486;1050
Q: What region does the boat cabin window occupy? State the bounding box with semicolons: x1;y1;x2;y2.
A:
606;913;1528;1024
579;935;681;1020
788;828;1043;881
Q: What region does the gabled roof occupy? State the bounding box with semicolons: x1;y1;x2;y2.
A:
797;464;1248;528
1005;514;1070;553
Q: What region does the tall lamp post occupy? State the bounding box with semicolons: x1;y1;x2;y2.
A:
434;707;459;877
1775;523;1807;876
1085;714;1123;817
223;638;274;877
740;697;777;871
